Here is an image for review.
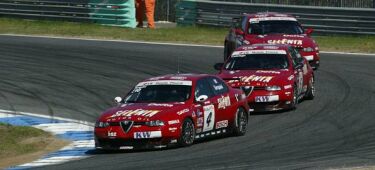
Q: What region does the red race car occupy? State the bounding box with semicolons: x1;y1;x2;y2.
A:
216;44;315;112
94;74;250;150
224;12;320;70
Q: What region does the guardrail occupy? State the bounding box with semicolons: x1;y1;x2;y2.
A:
176;0;375;35
0;0;136;28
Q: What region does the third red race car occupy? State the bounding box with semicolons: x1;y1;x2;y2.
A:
216;44;315;112
224;12;320;70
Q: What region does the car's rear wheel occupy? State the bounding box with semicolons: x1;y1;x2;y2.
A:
305;76;315;100
178;118;195;146
233;107;248;136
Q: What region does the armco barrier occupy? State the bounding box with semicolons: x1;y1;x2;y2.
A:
0;0;136;28
176;0;375;35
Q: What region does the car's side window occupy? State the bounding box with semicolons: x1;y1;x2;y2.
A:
195;78;215;99
207;77;229;95
289;47;299;67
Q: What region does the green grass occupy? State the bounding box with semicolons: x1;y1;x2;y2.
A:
0;122;51;158
0;17;374;53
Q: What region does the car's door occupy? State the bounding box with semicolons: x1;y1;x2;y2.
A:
194;78;217;134
206;76;234;130
289;47;305;96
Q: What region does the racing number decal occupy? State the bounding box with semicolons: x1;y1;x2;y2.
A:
203;105;215;132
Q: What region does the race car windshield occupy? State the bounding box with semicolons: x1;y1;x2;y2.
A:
249;21;303;35
225;54;289;70
124;85;192;103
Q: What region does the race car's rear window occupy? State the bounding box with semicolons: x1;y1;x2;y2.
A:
225;54;289;70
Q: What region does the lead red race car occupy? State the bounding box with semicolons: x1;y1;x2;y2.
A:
94;74;250;150
216;44;315;112
224;12;320;70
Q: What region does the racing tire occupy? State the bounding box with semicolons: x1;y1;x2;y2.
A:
304;77;315;100
178;118;195;147
290;85;298;110
232;107;248;136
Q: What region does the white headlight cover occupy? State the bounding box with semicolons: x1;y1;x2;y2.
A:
95;121;109;128
303;47;314;52
266;85;281;91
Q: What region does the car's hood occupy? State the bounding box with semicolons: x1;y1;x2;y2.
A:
218;69;293;87
246;34;316;48
99;103;189;122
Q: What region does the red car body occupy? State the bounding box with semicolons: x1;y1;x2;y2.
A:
216;44;315;112
224;12;320;70
94;74;250;150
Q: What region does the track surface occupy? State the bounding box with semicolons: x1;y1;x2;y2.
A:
1;35;375;169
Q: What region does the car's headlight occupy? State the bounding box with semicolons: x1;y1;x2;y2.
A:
303;47;314;52
145;120;164;126
95;121;109;128
266;86;281;91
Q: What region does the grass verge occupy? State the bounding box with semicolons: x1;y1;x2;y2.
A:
0;123;69;169
0;18;374;53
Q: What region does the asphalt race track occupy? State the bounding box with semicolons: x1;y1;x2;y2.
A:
1;35;375;170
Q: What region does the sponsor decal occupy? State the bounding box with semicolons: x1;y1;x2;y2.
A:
136;80;192;87
235;94;239;101
107;131;117;137
267;39;303;46
213;84;224;91
196;128;202;133
263;45;279;50
168;119;180;125
196;109;203;117
250;17;297;23
232;50;286;57
177;108;189;115
120;146;134;150
148;76;165;80
216;120;228;129
169;127;178;131
170;139;177;144
192;111;196;118
203;105;215;132
148;103;174;107
170;76;187;80
227;75;273;83
256;70;281;74
288;75;294;80
255;95;279;102
133;131;162;139
283;34;305;38
284;84;292;90
197;117;204;127
110;109;160;118
217;95;231;109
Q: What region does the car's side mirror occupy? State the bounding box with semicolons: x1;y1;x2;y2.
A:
232;17;240;28
114;96;122;104
235;28;244;35
305;28;314;36
195;95;208;103
214;63;224;70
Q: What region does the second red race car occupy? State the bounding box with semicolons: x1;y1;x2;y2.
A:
94;74;250;150
224;12;320;70
216;44;315;112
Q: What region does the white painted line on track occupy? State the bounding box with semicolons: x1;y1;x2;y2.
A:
0;110;95;169
1;33;374;56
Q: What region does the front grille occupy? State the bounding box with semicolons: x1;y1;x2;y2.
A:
240;86;265;96
120;121;134;133
109;121;146;126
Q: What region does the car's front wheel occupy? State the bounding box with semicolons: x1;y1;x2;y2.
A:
233;107;248;136
178;118;195;146
290;85;298;109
